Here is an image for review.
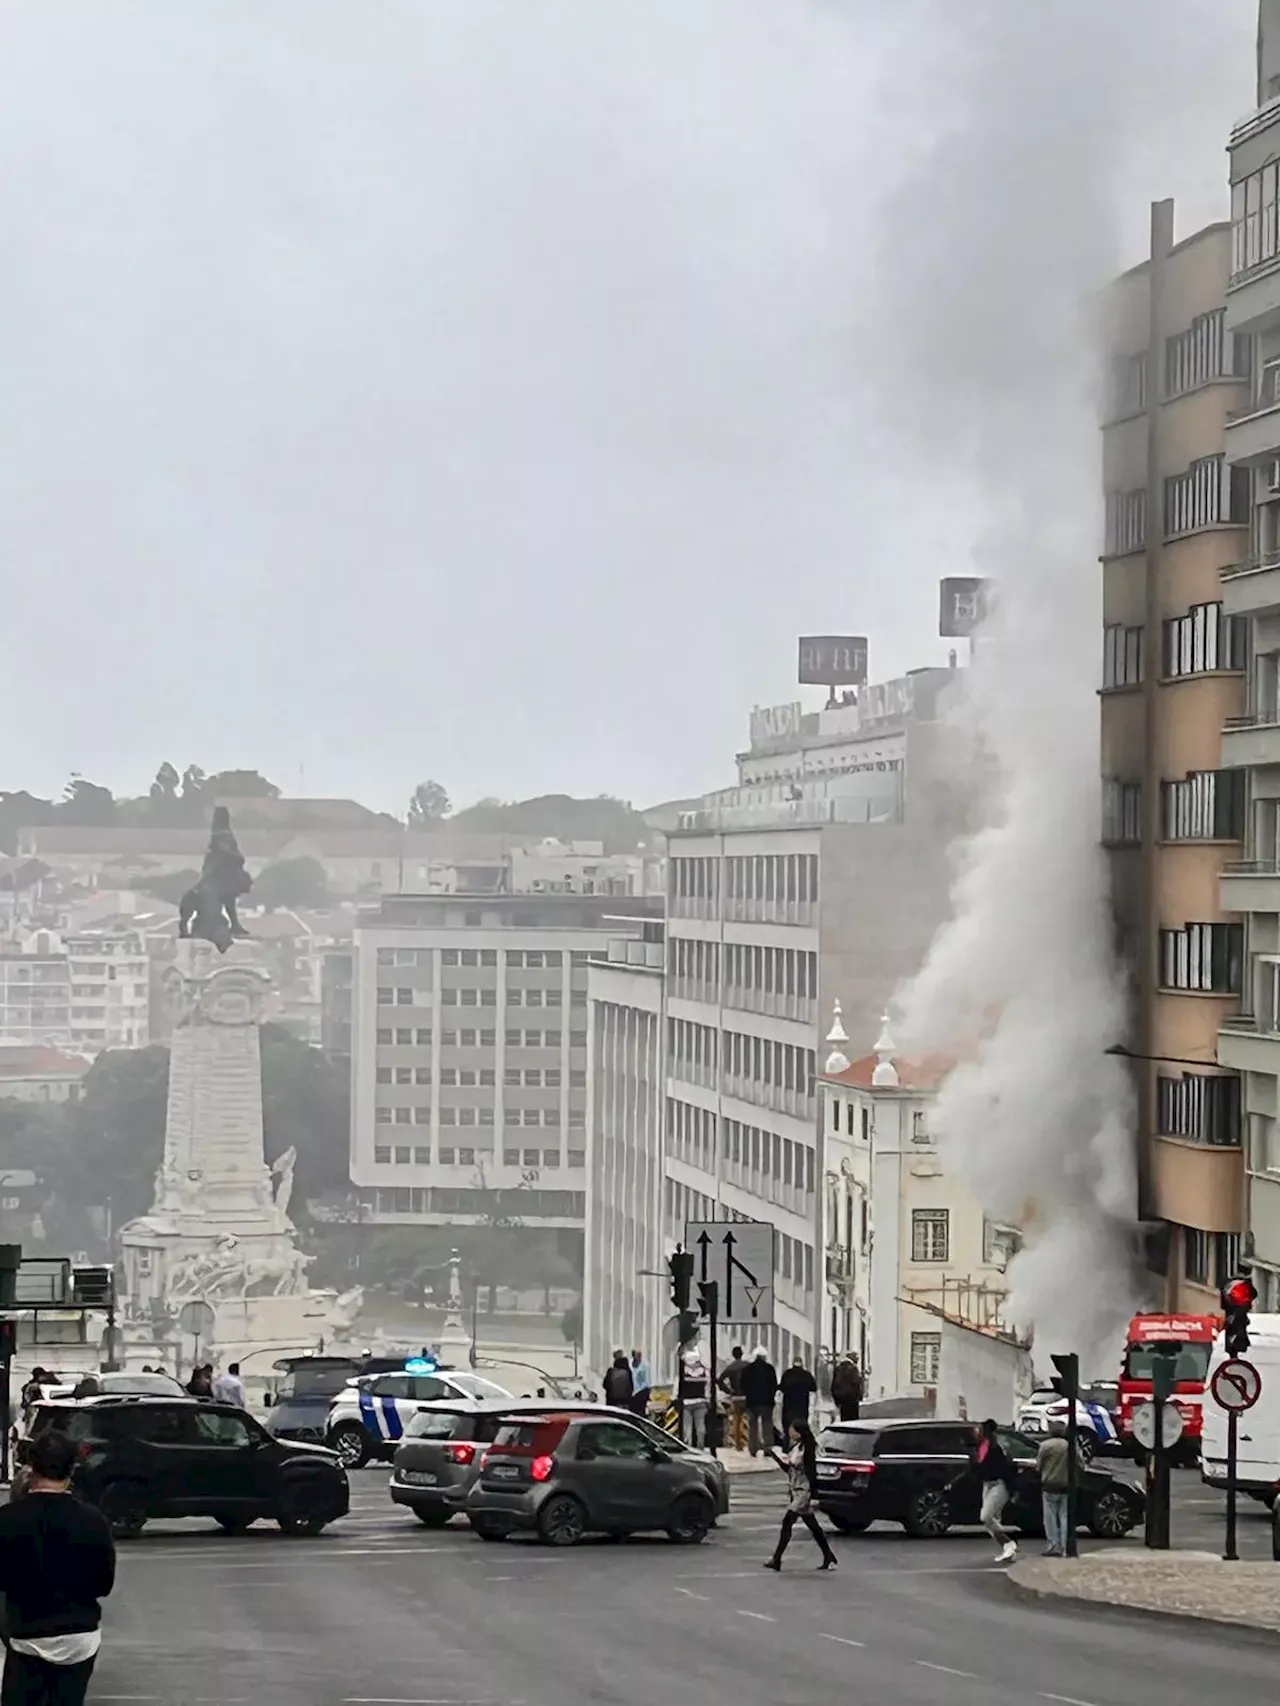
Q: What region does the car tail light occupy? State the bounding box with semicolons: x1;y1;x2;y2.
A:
844;1460;876;1475
446;1443;475;1466
530;1454;555;1482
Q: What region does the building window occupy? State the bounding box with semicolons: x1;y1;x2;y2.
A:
394;1146;411;1164
911;1210;949;1263
1109;349;1147;417
1164;309;1249;397
376;1028;392;1045
1164;457;1250;539
1214;1232;1242;1288
1158;923;1243;994
395;988;413;1006
1161;770;1245;842
1156;1073;1241;1146
1162;602;1246;678
1104;488;1146;555
376;987;393;1006
1102;778;1143;846
1232;162;1280;277
1103;624;1143;689
910;1332;941;1385
1184;1227;1208;1285
374;1146;391;1164
911;1110;929;1145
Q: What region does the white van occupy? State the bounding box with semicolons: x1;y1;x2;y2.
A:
1201;1315;1280;1502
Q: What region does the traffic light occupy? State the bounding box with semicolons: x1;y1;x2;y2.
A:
1049;1351;1079;1400
1222;1273;1257;1356
697;1279;719;1320
668;1247;694;1311
677;1309;699;1346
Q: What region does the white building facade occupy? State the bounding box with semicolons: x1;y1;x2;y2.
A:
820;1016;1015;1401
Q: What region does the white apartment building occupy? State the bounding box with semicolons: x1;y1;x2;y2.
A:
65;928;151;1052
582;926;665;1375
0;938;71;1048
820;1012;1015;1400
349;894;660;1272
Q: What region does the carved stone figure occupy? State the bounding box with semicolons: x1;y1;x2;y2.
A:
271;1146;297;1222
178;806;253;952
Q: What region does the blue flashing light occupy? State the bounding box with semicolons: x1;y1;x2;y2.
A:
404;1357;437;1375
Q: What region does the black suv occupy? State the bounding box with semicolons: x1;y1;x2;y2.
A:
813;1418;1144;1540
27;1396;349;1538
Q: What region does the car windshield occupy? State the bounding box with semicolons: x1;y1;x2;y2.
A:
405;1409;471;1439
449;1374;511;1401
1123;1342;1211;1383
818;1425;879;1457
99;1373;184;1395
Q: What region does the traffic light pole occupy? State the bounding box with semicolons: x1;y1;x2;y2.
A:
1145;1351;1175;1551
1224;1409;1239;1562
707;1302;719;1458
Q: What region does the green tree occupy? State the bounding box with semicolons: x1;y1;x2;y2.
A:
150;762;180;803
205;769;280;799
449;793;648;853
260;1024;350;1204
407;780;451;826
55;1045;171;1226
0;792;54;856
59;776;116;827
251;856;329;911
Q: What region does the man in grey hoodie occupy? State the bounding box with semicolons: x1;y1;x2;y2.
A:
1035;1417;1077;1557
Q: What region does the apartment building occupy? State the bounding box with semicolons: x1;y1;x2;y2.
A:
582;925;665;1375
820;1012;1015;1401
348;894;660;1277
1101;205;1251;1311
1215;26;1280;1310
0;939;70;1049
659;670;958;1365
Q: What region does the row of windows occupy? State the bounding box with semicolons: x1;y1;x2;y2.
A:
667;1098;717;1171
669;857;720;905
375;1027;583;1050
376;985;587;1009
668;937;720;992
1165;309;1250;399
1231;164;1280;278
722;1031;816;1099
378;947;593;969
1162;601;1246;678
1103;623;1144;688
1158;922;1243;994
725;853;818;904
667;1017;719;1087
1105;488;1147;556
721;1116;816;1196
376;1105;585;1128
362;1186;585;1216
1156;1072;1241;1147
723;942;818;1002
1184;1228;1241;1289
1165;456;1250;539
1102;778;1142;846
372;1144;584;1169
1161;769;1245;842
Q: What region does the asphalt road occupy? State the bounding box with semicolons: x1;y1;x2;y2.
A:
88;1467;1279;1706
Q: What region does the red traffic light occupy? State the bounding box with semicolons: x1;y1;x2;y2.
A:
1224;1278;1257;1309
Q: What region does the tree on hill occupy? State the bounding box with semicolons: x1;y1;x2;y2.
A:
60;776;116;827
407;780;451;827
250;856;329;912
0;792;54;856
448;793;649;853
203;769;280;801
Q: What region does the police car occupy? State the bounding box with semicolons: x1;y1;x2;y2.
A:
1016;1385;1121;1460
325;1360;515;1467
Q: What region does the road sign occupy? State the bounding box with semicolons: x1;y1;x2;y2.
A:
684;1221;774;1326
1131;1400;1184;1451
1210;1357;1262;1412
178;1300;216;1339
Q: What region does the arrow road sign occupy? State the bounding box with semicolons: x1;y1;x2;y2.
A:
1210;1357;1262;1412
683;1221;775;1326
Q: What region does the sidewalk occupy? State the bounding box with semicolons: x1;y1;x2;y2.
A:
1009;1549;1280;1634
717;1446;775;1475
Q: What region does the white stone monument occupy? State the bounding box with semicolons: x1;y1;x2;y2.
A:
118;941;360;1370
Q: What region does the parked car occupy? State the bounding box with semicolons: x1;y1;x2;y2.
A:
26;1395;349;1538
1015;1383;1122;1460
265;1354;419;1444
390;1399;730;1527
812;1418;1144;1540
466;1411;719;1546
325;1366;513;1468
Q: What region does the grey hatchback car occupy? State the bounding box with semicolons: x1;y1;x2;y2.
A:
465;1411;718;1545
390;1400;730;1528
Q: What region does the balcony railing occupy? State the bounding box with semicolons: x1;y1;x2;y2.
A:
1222;551;1280;581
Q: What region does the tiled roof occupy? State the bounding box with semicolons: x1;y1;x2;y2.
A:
822;1052;954;1092
0;1047;90;1080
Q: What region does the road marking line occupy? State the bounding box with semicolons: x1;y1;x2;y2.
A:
674;1586;710;1601
674;1570;760;1578
735;1609;775;1622
915;1661;975;1678
819;1632;865;1649
1040;1695;1100;1706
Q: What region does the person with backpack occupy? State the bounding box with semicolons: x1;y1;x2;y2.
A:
948;1417;1018;1562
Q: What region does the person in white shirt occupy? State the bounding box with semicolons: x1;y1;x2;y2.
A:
212;1362;247;1407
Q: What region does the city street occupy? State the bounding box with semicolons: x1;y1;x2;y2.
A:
88;1469;1280;1706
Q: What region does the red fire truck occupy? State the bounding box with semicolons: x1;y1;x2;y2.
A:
1117;1312;1220;1463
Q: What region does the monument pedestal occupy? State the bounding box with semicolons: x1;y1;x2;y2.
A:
119;941;360;1371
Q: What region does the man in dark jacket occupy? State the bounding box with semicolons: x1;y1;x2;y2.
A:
948;1418;1018;1563
741;1347;778;1457
830;1354;863;1421
718;1346;747;1449
779;1356;817;1431
0;1429;116;1703
602;1351;634;1409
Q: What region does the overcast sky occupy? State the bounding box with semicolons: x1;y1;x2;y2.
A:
0;1;1257;814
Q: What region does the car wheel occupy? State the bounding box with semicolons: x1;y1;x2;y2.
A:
536;1493;586;1547
98;1482;148;1539
903;1488;952;1539
413;1509;451;1528
277;1488;331;1537
1086;1486;1138;1540
329;1425;370;1470
666;1494;712;1545
215;1514;255;1534
469;1519;511;1541
827;1512;869;1534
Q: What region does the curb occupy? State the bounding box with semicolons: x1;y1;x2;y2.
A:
1006;1565;1280;1644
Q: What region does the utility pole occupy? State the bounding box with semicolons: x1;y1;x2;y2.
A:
697;1278;719;1455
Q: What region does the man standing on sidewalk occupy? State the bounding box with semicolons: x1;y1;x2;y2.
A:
0;1429;116;1705
718;1346;747;1450
741;1346;778;1456
1036;1417;1075;1557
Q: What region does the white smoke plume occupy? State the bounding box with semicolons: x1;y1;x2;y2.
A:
865;1;1254;1364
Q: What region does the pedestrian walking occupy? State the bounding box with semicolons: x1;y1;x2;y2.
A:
0;1429;116;1705
830;1354;863;1422
741;1346;778;1456
718;1346;747;1450
602;1351;634;1409
212;1362;246;1407
1035;1417;1076;1557
949;1418;1017;1562
18;1373;48;1428
628;1349;652;1417
763;1420;837;1572
185;1364;213;1399
779;1354;817;1432
678;1349;709;1446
